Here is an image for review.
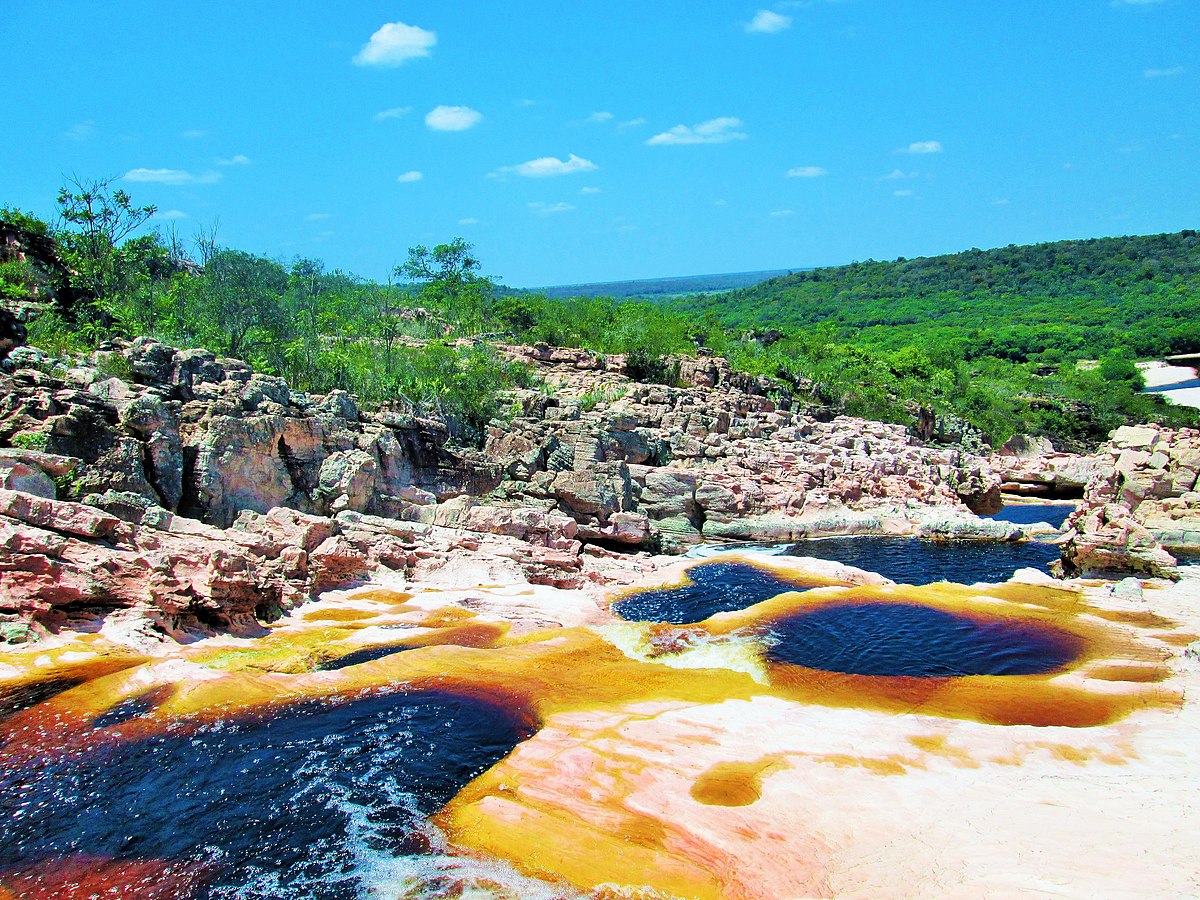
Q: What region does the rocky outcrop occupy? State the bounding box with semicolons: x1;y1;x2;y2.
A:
991;434;1100;500
1054;425;1200;577
0;484;649;644
0;341;483;528
1055;502;1178;578
479;354;1004;549
0;338;1041;642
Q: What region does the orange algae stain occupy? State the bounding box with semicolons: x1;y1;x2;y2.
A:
1155;631;1199;647
1085;663;1170;683
419;606;479;628
907;733;980;768
806;753;911;776
301;607;378;622
691;755;787;806
344;587;413;605
0;854;209;900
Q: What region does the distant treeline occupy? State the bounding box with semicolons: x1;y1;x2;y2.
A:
525;268;796;300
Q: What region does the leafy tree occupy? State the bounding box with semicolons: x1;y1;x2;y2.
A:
200;250;289;359
397;238;493;330
54;176;156;311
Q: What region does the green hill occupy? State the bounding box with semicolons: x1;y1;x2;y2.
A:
680;231;1200;362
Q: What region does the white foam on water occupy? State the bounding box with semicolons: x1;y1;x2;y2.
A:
594;621;770;685
682;541;790;559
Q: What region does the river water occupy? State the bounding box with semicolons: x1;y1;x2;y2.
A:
0;514;1116;899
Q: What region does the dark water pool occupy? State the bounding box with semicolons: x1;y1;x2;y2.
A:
986;503;1075;529
781;536;1061;586
316;643;411;671
0;689;531;899
612;562;814;624
767;602;1081;676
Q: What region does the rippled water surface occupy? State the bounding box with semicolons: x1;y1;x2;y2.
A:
782;536;1061;585
0;690;532;899
612;562;815;623
987;503;1076;529
767;602;1082;676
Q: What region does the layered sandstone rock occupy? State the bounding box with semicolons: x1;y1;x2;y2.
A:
1056;425;1200;577
0;483;653;643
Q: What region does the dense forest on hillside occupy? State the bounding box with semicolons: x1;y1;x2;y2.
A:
684;232;1200;362
1;180;1195;451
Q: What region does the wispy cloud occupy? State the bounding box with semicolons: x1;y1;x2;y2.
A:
492;154;597;178
646;117;747;146
122;168;221;185
152;209;189;221
901;140;943;154
353;21;436;67
745;10;793;33
1144;66;1185;78
587;111;614;123
304;213;332;222
64;120;96;141
425;105;482;131
373;106;413;121
180;129;207;139
618;117;647;131
528;201;575;215
581;186;602;194
216;154;251;166
881;168;916;180
458;217;480;225
786;166;827;177
770;209;795;216
893;189;915;197
397;171;424;183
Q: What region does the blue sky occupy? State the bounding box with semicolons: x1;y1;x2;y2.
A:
3;1;1197;286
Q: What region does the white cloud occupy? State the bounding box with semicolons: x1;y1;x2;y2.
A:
373;106;413;121
588;111;614;123
646;117;747;146
304;213;332;221
515;98;538;107
581;186;602;194
528;201;575;215
881;168;915;180
216;154;251;166
1145;66;1185;78
64;120;96;141
122;168;221;185
425;105;482;131
458;217;480;225
618;117;647;130
397;171;424;183
770;209;795;216
746;10;793;33
353;21;436;67
893;189;915;197
786;166;827;177
493;154;597;178
152;209;189;220
993;198;1010;206
902;140;943;154
180;129;207;139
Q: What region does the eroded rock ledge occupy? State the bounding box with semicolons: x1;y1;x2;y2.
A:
2;336;1170;643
